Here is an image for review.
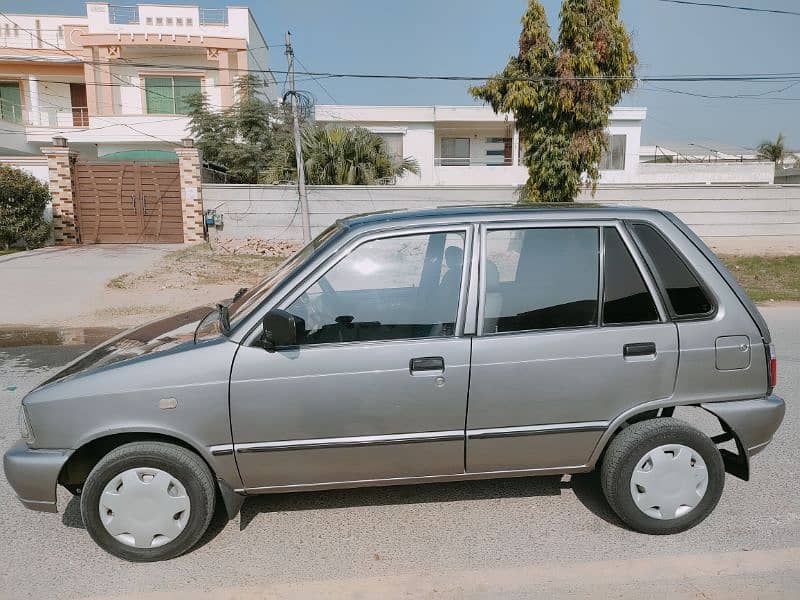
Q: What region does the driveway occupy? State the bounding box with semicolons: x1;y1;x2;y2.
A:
0;306;797;599
0;245;180;326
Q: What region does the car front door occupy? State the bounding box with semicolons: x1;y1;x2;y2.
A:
229;227;473;491
466;222;679;473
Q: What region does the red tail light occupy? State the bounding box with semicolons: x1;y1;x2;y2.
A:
767;342;777;393
770;357;778;389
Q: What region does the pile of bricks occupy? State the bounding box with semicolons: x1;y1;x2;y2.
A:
214;236;303;257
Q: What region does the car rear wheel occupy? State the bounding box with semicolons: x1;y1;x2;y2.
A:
80;441;216;561
601;418;724;534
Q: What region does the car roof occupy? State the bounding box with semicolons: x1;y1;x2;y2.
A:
338;203;665;230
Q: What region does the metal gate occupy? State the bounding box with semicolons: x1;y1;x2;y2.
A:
73;161;184;244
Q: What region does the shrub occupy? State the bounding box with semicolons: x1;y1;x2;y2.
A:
0;165;52;249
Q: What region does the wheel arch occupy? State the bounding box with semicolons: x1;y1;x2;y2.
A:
59;429;245;519
588;400;753;481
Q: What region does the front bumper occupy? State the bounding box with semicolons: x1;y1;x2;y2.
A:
3;440;73;513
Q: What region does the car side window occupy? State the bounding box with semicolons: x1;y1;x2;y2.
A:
285;231;465;345
483;227;599;334
629;223;713;318
602;227;660;325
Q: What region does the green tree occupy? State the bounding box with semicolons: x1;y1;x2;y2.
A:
0;165;51;249
470;0;637;203
262;125;420;185
186;75;288;183
756;133;787;168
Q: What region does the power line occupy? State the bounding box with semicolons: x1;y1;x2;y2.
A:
4;13;800;86
654;0;800;16
295;55;337;103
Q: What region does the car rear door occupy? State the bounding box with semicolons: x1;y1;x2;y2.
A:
466;221;679;473
228;226;473;491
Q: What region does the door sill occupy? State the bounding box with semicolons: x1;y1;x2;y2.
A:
238;464;593;495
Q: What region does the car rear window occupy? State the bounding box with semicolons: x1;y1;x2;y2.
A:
629;223;713;318
602;228;659;325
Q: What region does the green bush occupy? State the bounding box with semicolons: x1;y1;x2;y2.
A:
0;165;52;249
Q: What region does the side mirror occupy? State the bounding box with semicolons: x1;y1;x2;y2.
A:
260;309;303;351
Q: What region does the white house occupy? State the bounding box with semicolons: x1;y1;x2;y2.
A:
0;2;277;178
315;104;776;187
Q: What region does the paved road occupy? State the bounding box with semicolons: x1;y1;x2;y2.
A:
0;307;798;599
0;245;178;325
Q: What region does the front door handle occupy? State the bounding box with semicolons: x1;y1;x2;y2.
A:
623;342;656;357
410;356;444;373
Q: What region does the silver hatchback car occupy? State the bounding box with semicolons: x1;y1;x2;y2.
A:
5;205;785;561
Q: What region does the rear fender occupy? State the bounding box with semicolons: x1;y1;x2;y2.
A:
701;395;785;481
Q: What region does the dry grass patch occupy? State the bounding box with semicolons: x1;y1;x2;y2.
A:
720;255;800;303
94;305;172;319
107;243;284;291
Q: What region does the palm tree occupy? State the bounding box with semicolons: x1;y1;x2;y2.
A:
262;125;419;185
756;133;788;168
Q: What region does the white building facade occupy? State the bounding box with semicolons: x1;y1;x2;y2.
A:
315;105;775;187
0;2;276;172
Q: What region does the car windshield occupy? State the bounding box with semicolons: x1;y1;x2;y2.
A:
226;224;343;330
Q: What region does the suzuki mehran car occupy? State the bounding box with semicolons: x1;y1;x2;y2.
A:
4;205;785;561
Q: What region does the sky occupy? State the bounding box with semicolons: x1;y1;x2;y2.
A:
8;0;800;149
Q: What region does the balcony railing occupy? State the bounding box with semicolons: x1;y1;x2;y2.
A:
0;28;66;50
0;101;90;128
0;99;23;124
109;5;140;25
435;157;515;167
199;8;228;25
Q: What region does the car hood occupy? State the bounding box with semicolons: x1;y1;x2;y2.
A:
38;305;218;388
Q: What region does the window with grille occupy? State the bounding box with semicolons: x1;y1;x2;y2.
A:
440;138;470;166
600;134;626;170
144;76;201;114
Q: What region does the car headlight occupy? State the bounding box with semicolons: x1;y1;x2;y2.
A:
18;405;34;443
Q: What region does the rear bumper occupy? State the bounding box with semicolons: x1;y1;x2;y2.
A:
702;395;785;480
3;440;72;513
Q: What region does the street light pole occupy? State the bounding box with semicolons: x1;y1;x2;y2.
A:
285;31;311;243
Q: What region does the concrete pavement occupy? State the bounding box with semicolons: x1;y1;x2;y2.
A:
0;245;179;325
0;306;797;599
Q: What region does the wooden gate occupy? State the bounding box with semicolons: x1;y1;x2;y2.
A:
73;161;184;243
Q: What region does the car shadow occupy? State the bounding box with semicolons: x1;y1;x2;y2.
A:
238;472;627;531
61;472;628;548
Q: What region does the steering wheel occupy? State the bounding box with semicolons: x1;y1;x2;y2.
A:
297;276;343;327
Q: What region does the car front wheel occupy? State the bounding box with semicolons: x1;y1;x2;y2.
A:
601;418;725;534
80;441;216;561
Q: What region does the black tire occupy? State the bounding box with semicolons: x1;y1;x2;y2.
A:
80;441;216;562
600;418;724;535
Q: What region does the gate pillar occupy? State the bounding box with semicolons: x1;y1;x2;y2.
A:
41;137;78;245
175;138;204;244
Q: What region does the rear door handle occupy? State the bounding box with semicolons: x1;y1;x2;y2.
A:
623;342;656;357
410;356;444;373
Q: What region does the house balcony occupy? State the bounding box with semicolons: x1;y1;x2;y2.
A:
24;114;190;144
433;158;528;186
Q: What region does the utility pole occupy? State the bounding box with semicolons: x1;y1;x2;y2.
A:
285;31;311;243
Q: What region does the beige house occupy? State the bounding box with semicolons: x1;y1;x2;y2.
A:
0;2;276;174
